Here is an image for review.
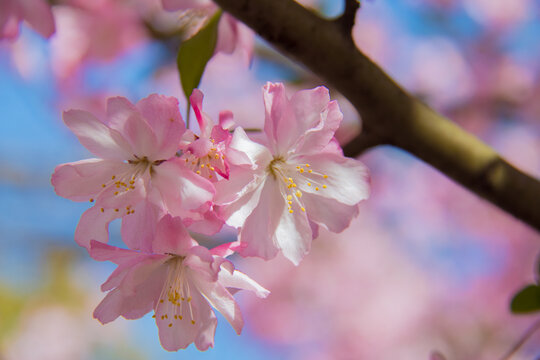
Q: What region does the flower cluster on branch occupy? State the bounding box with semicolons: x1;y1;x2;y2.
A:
51;82;370;350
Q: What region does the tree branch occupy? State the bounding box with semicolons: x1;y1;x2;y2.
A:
213;0;540;231
333;0;360;36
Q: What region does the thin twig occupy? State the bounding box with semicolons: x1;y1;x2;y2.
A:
499;319;540;360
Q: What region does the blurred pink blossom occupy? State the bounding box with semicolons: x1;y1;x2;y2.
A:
50;0;148;80
0;0;55;40
462;0;534;28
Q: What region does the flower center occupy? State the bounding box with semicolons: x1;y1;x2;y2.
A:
268;157;329;214
154;256;197;328
92;155;165;215
182;139;226;180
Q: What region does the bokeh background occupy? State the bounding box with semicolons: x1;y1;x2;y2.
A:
1;0;540;359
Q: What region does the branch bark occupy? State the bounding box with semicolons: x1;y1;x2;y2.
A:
213;0;540;231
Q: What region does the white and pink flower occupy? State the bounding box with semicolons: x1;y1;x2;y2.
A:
51;94;216;250
91;215;269;351
215;83;370;265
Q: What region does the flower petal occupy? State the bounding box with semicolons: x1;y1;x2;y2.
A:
89;241;152;292
106;96;160;159
190;89;213;137
236;177;284;260
74;206;123;248
183;208;224;236
152;158;215;215
20;0;55;38
184;246;219;282
217;175;264;228
294;100;342;155
228;127;272;168
272;200;312;265
302;193;360;233
121;199;163;252
96;176;146;210
51;158;125;202
279;86;333;154
218;266;270;298
155;279;217;352
94;258;167;324
262;82;288;154
63;109;132;160
136;94;185;159
88;240;142;265
152;214;197;255
214;165;259;205
218;110;235;130
215;13;237;55
295;153;370;206
194;277;244;335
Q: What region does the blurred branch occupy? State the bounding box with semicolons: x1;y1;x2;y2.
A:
333;0;360;36
214;0;540;231
499;319;540;360
342;128;385;155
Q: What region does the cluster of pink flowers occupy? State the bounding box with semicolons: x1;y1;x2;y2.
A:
51;82;370;350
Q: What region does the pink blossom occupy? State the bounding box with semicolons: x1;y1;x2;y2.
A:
0;0;55;40
161;0;253;62
91;215;269;351
215;83;370;265
180;89;232;182
51;94;215;250
50;0;148;79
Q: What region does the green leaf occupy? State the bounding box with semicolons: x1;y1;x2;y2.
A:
511;284;540;313
177;10;222;102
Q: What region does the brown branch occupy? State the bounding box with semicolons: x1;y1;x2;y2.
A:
342;128;385;155
333;0;360;36
213;0;540;231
